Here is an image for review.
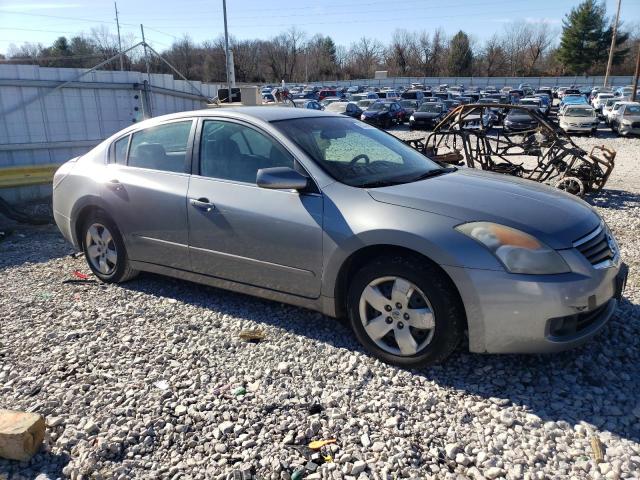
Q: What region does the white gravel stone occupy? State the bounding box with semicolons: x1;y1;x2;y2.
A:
1;130;639;478
484;466;506;479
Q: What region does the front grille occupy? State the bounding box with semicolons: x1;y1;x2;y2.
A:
573;224;615;267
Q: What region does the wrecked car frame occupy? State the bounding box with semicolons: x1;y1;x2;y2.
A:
405;104;615;196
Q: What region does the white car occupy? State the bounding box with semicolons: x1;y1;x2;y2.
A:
558;105;599;135
592;93;615;112
609;102;640;136
602;99;619;123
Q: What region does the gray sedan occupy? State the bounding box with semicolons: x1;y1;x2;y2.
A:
52;107;627;367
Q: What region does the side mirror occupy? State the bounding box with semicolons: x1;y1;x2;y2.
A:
256;167;309;191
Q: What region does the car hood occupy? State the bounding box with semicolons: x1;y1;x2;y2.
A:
367;168;599;249
506;115;536;122
363;110;386;117
413;111;442;118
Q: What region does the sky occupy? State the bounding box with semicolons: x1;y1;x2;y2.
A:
0;0;638;55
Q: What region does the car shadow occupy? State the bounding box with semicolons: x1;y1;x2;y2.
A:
0;451;71;479
588;189;640;211
119;269;640;445
0;225;74;270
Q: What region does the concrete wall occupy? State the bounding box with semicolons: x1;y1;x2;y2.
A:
0;65;221;203
306;75;634;89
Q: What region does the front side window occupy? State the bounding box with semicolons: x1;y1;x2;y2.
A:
200;120;294;184
128;121;193;173
113;135;130;164
273;116;442;188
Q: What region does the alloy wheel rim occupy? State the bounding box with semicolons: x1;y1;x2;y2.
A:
359;276;435;356
85;223;117;275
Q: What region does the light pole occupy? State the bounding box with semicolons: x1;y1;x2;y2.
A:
222;0;232;102
604;0;622;88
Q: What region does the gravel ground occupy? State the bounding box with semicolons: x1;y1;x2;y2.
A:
1;133;639;479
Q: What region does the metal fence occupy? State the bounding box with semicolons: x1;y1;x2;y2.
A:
306;75;634;89
0;65;221;203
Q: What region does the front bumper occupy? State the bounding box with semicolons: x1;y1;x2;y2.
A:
561;123;598;132
443;258;626;354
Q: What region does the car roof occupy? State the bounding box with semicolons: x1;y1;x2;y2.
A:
129;107;341;127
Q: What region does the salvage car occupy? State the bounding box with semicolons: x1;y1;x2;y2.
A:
558;105;599;135
399;99;420;117
609;102;640;136
360;101;405;127
409;102;447;130
52;108;627;367
592;92;615;112
602;98;618;123
503;106;539;132
324;101;363;118
519;97;549;116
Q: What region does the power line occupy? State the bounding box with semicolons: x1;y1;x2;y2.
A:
138;6;563;30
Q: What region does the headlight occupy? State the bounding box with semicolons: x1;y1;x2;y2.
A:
360;114;366;120
456;222;570;274
409;115;415;122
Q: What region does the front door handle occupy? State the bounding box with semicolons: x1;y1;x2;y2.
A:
107;179;122;191
189;197;215;212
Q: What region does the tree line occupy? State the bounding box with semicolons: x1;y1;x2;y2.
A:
2;0;638;83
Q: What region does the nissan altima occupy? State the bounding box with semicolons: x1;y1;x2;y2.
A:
52;107;627;367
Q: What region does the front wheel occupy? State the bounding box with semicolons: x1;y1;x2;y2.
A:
81;212;138;283
347;256;464;367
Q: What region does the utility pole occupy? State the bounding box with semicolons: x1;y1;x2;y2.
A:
222;0;232;103
604;0;622;88
114;2;124;70
140;24;153;117
632;43;640;102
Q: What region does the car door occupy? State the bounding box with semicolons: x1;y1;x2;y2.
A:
102;119;194;269
187;118;323;298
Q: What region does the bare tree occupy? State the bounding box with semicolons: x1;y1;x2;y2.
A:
386;29;418;76
347;37;383;78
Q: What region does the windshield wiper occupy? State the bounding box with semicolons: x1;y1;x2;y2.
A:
358;179;405;188
357;167;456;188
408;167;457;182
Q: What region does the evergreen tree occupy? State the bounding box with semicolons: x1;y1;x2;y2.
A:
448;31;473;76
557;0;629;74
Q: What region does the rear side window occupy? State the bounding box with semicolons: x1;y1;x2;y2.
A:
113;136;130;164
128;121;193;173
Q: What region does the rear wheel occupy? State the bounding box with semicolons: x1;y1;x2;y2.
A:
347;255;464;367
81;212;138;283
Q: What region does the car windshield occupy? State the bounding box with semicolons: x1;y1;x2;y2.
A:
367;103;389;111
565;108;594;117
418;104;442;112
400;100;417;108
624;105;640;115
326;103;348;113
272;116;444;188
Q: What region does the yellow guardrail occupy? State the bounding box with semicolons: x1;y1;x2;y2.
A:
0;164;59;188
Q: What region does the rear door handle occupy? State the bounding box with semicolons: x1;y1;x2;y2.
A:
189;197;215;212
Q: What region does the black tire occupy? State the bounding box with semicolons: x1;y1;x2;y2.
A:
81;211;138;283
383;117;392;129
347;255;465;367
